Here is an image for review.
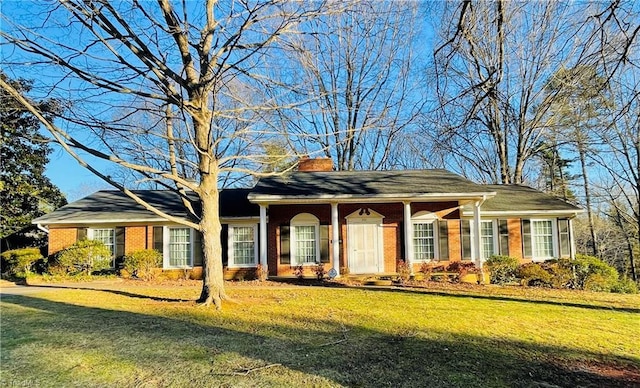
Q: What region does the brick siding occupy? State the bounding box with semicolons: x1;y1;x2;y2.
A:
48;228;77;256
124;226;147;254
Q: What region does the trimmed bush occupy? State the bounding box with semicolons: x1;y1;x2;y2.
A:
55;239;113;275
611;278;639;294
559;255;619;291
123;249;162;280
1;248;43;277
540;260;573;289
517;263;552;287
484;255;519;285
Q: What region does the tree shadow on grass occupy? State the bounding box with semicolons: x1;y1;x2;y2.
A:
23;283;191;302
2;294;638;388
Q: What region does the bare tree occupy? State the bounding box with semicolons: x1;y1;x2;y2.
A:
279;1;425;171
427;1;640;184
592;70;640;281
1;0;337;308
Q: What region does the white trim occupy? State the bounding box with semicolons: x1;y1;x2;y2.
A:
290;213;321;265
163;226;194;269
331;203;340;277
227;223;259;268
472;201;482;267
346;209;384;274
462;210;583;218
529;219;559;261
411;220;438;262
249;192;496;205
569;218;576;259
480;220;499;259
259;205;268;271
88;227;116;257
404;202;414;270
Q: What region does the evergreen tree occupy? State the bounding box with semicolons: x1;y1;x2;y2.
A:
0;72;67;241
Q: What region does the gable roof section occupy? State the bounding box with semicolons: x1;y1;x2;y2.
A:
248;169;496;203
33;189;259;225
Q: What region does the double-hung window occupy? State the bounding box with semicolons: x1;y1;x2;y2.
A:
413;223;435;261
531;220;554;259
480;220;497;259
291;213;320;265
412;211;439;261
229;225;257;267
91;228;115;256
169;227;192;267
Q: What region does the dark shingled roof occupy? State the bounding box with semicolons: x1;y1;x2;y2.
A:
478;185;582;213
249;169;492;198
33;189;259;224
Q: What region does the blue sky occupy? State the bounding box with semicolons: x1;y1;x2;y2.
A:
46;146;112;202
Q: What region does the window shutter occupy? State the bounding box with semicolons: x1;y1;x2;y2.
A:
558;219;570;257
438;220;449;261
194;230;203;266
461;220;471;261
522;220;532;258
499;220;509;256
153;226;164;253
221;224;228;267
319;225;330;263
280;225;290;265
77;228;87;241
115;227;125;257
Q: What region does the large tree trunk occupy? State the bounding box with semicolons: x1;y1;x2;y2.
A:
197;169;226;309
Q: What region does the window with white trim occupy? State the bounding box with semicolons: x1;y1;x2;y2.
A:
412;211;438;261
480;220;497;259
90;228;115;256
532;220;554;259
228;224;257;267
414;223;435;260
169;227;192;267
291;213;320;265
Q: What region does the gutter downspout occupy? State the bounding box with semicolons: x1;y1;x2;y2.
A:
36;223;49;234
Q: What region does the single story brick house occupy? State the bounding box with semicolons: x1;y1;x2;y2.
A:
33;158;582;278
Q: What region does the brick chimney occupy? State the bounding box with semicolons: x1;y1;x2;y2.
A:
297;156;334;172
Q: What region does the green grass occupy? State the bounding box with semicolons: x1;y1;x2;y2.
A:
2;282;639;387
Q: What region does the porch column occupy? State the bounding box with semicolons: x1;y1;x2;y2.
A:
403;201;414;274
331;202;340;277
472;201;482;268
259;204;268;273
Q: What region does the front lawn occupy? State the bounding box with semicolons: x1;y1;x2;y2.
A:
1;282;639;387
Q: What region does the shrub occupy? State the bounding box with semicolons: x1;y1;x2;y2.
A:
517;263;552;287
55;239;113;275
584;274;617;292
559;255;619;291
313;262;326;280
419;262;434;279
611;278;639;294
1;248;43;277
535;260;572;289
294;265;304;279
396;260;411;283
484;255;519;285
123;249;162;280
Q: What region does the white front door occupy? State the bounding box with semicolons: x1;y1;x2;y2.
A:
348;220;383;273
